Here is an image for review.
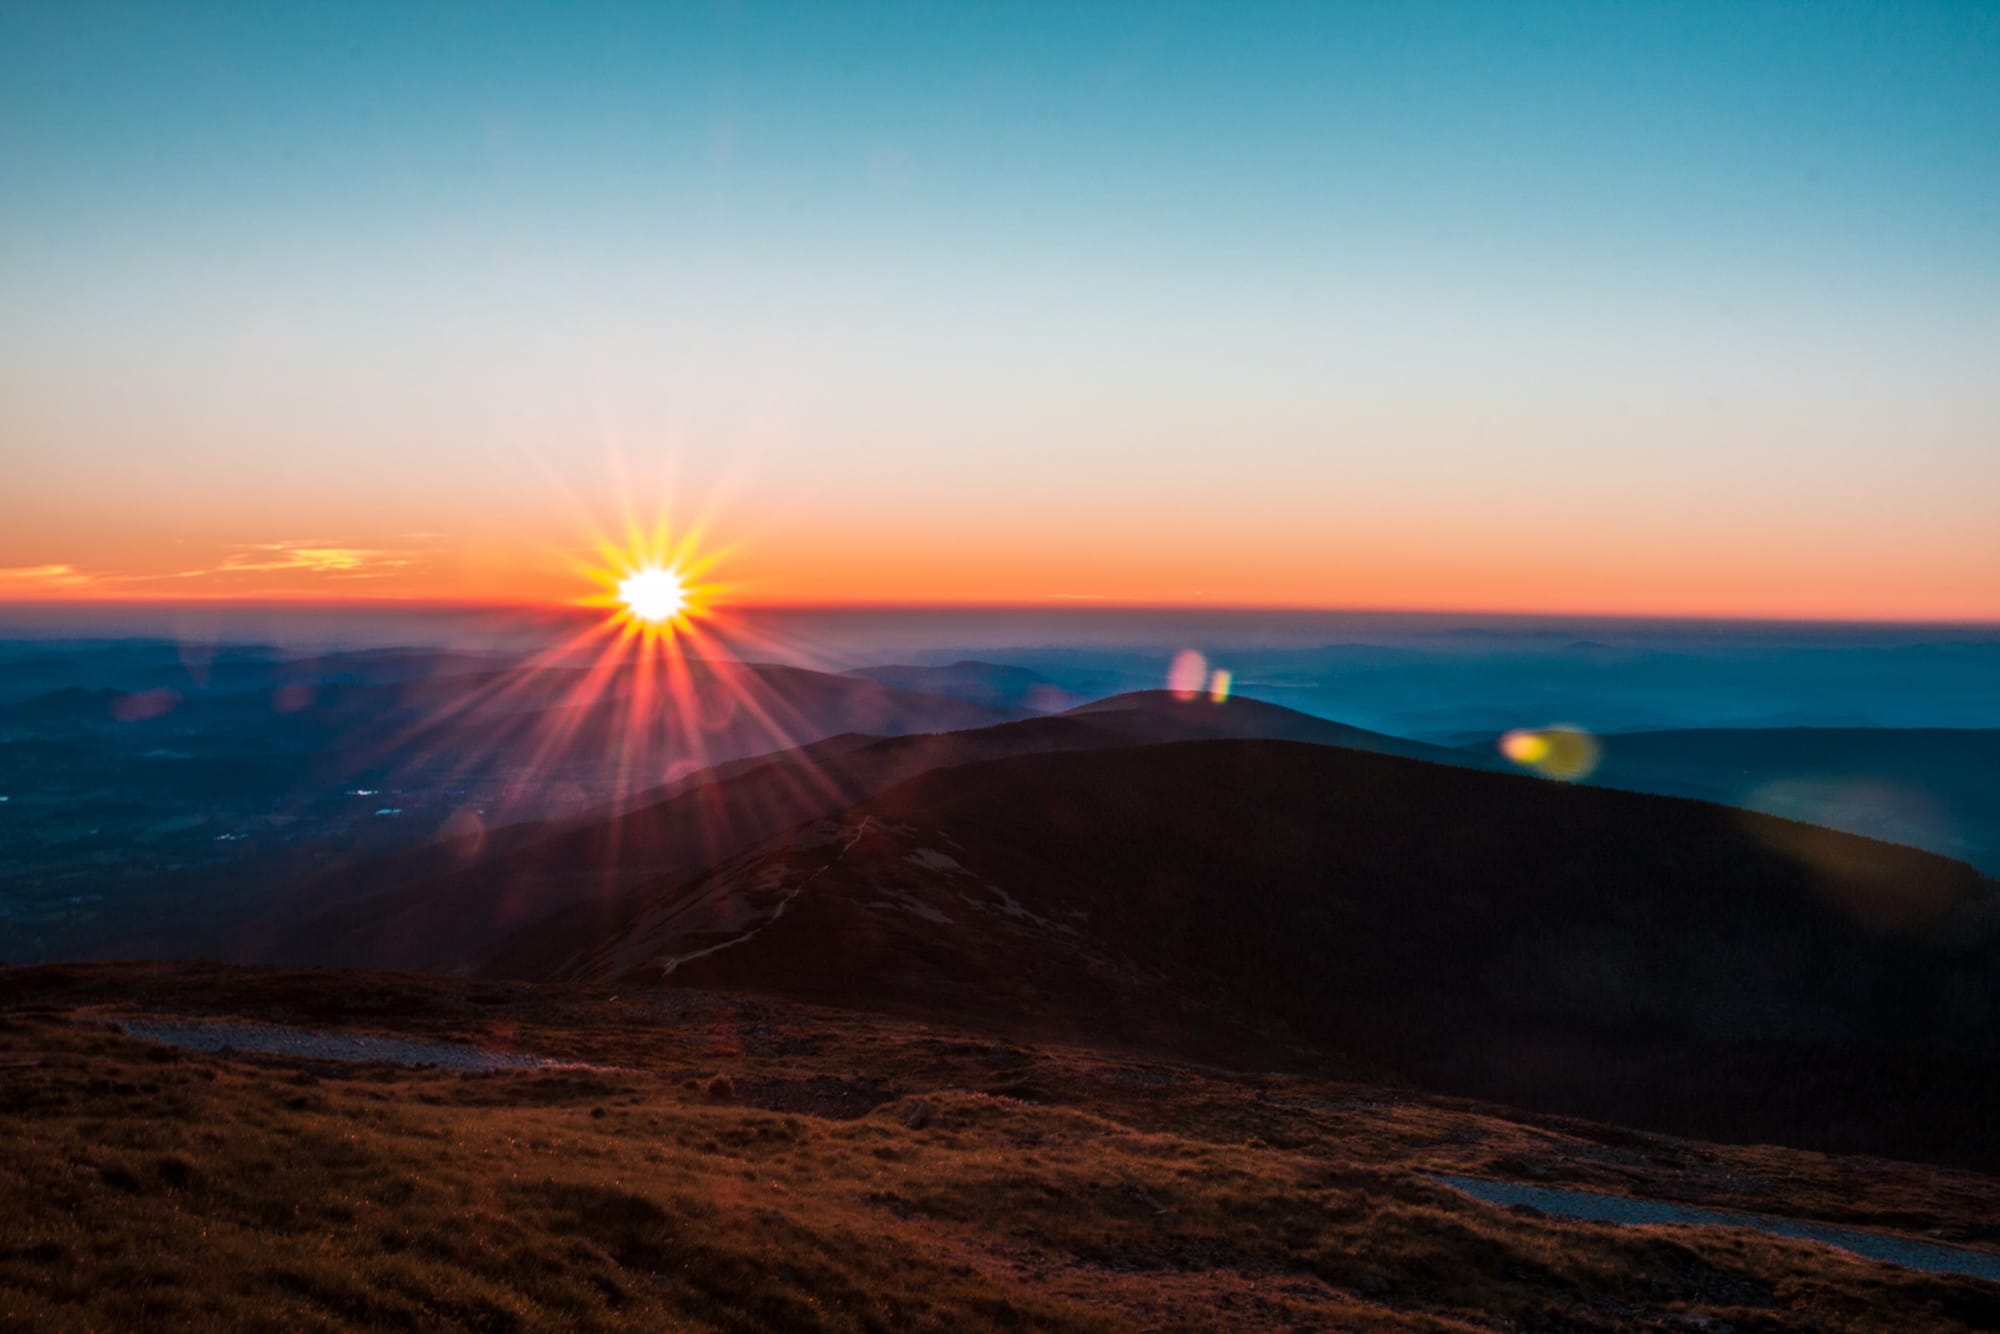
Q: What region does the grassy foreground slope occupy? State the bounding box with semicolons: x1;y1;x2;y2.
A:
2;963;1997;1331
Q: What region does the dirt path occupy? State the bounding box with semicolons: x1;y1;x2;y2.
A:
659;816;878;978
1435;1174;2000;1285
119;1017;598;1072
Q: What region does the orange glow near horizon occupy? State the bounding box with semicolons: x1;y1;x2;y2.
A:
2;504;1998;624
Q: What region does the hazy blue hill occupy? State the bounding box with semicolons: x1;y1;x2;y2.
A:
0;686;128;725
0;646;1034;965
971;629;2000;739
1475;727;2000;875
0;639;516;706
842;660;1083;711
1066;691;1507;769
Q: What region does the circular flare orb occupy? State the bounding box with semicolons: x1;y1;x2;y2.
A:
1498;725;1601;782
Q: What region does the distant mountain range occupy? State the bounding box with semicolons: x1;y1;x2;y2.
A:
841;660;1085;711
0;647;1034;963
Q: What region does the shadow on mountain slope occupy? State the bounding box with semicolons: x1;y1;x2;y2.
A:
504;738;2000;1169
258;693;1467;971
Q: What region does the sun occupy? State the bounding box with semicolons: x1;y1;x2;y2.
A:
572;514;729;644
618;566;686;623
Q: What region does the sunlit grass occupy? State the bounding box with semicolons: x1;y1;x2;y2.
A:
1;967;1994;1331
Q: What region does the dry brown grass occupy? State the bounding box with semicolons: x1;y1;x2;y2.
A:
0;963;1996;1331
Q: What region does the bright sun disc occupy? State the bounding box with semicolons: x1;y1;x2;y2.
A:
618;567;686;623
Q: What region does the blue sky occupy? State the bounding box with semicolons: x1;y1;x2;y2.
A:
3;2;1996;615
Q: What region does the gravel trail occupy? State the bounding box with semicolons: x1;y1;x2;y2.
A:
1435;1174;2000;1285
120;1018;598;1072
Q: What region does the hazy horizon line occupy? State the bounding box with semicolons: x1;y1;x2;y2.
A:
3;595;1999;631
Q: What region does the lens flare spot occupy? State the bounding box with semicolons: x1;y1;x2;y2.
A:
1735;779;1965;927
1498;726;1600;782
271;683;315;714
1167;649;1208;700
110;688;180;723
618;567;686;623
439;806;487;861
1208;668;1233;703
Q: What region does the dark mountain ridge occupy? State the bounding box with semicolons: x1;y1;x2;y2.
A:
508;737;2000;1167
1068;690;1503;767
260;691;1461;971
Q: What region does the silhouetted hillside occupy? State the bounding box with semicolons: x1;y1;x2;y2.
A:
515;739;2000;1167
272;693;1455;971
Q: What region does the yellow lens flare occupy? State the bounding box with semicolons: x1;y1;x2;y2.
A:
1498;725;1601;782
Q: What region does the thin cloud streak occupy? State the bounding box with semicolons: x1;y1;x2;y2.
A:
0;564;94;588
0;541;438;598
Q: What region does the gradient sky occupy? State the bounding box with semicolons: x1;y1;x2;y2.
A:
3;1;1996;618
